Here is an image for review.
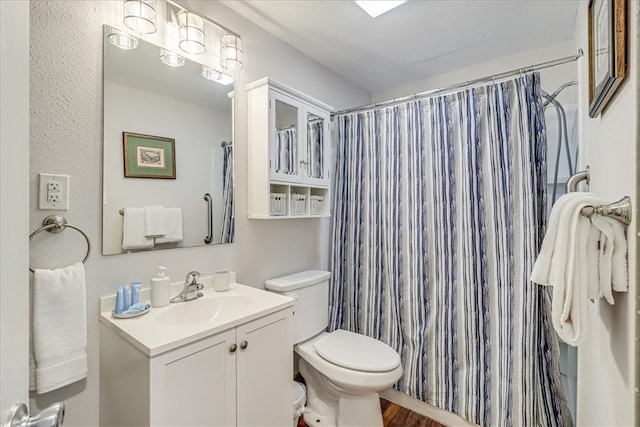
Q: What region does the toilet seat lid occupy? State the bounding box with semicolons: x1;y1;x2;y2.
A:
313;329;400;372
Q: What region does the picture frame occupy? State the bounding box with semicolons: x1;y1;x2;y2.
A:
588;0;626;118
123;132;176;179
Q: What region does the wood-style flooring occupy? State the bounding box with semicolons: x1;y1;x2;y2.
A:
297;398;444;427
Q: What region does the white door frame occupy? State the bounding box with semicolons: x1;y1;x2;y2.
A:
0;0;31;421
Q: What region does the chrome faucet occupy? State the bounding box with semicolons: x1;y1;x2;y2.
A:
170;271;204;303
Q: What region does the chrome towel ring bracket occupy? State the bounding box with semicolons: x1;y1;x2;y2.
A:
29;215;91;273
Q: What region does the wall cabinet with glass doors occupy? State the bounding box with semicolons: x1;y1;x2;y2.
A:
247;78;332;218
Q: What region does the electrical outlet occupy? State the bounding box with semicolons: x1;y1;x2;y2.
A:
38;173;69;210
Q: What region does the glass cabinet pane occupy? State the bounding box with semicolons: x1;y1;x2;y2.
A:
307;112;324;179
275;100;298;175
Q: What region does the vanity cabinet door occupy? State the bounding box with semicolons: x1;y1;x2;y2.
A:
149;329;237;426
236;309;293;427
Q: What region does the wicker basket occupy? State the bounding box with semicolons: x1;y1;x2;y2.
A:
290;193;307;216
310;195;324;215
270;193;287;216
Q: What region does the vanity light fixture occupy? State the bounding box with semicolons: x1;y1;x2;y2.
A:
178;11;206;55
160;48;185;67
123;0;157;34
220;34;243;71
355;0;407;18
107;28;139;50
201;66;234;85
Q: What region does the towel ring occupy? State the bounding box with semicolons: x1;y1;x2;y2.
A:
29;215;91;273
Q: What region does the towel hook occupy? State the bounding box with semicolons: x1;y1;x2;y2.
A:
29;215;91;273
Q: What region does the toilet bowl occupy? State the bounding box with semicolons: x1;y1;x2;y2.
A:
265;271;403;427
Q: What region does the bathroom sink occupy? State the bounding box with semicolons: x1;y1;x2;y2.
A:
156;295;252;325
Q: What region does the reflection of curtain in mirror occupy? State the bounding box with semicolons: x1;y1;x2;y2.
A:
276;128;297;174
307;121;323;178
220;143;234;244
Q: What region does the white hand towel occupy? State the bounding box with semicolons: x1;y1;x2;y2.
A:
591;215;615;304
31;262;88;394
155;208;183;244
531;192;604;346
609;218;629;292
586;226;603;300
591;215;629;298
144;205;166;237
530;192;575;285
122;207;154;250
554;197;595;346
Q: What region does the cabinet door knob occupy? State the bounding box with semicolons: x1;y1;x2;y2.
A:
229;343;237;353
240;340;248;350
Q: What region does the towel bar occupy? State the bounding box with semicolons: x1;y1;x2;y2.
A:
29;215;91;272
567;168;632;226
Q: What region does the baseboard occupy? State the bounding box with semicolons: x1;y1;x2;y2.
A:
379;389;479;427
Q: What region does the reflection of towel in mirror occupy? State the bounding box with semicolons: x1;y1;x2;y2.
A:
30;262;88;394
122;207;154;250
144;205;166;236
155;208;183;244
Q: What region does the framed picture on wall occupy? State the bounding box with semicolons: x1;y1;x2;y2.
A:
588;0;626;118
123;132;176;179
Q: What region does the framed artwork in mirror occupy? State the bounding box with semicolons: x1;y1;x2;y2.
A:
588;0;626;118
123;132;176;179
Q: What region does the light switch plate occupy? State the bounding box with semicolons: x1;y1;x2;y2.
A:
38;173;69;210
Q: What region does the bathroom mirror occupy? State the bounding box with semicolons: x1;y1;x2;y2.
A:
102;25;234;255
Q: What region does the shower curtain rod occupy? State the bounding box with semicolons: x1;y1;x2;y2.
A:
332;49;583;116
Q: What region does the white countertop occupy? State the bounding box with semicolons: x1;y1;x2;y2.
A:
99;276;294;357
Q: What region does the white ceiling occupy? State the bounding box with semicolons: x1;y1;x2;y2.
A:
222;0;580;93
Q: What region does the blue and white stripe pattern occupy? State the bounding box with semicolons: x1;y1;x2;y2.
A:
307;120;324;178
220;143;234;243
330;72;570;426
276;128;297;174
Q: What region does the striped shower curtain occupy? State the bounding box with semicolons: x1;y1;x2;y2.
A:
220;143;234;244
329;73;571;426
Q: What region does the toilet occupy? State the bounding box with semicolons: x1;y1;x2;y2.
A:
265;270;403;427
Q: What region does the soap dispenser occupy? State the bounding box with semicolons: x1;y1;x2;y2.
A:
151;266;170;307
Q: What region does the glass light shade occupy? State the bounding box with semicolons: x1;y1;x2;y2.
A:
178;11;205;55
220;34;243;71
201;66;234;85
160;49;185;67
107;29;139;50
123;0;157;34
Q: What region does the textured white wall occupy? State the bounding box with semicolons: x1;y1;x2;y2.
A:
28;1;369;425
575;2;638;426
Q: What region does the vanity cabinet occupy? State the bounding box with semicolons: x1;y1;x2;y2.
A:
100;308;293;426
247;78;333;218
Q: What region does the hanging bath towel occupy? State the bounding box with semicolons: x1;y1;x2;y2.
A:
30;262;88;394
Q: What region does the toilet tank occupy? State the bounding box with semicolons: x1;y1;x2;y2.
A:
265;270;331;344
